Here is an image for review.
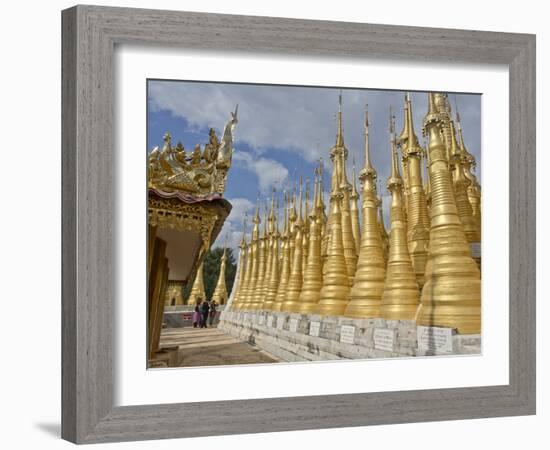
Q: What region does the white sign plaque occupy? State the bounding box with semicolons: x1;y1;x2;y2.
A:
417;326;454;353
309;321;321;337
267;315;274;328
276;317;284;330
340;325;356;344
374;328;395;352
289;318;299;333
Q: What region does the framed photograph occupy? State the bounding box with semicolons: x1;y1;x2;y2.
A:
62;5;535;444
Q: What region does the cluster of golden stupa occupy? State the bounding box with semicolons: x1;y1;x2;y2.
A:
224;92;481;334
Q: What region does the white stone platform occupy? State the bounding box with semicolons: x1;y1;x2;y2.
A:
219;310;481;362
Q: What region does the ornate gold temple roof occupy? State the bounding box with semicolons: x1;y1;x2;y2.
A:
148;106;238;197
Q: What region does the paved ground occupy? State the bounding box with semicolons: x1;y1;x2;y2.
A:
159;327;280;367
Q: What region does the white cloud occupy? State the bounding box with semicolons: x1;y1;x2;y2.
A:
227;197;255;222
233;151;289;193
212;197;256;257
148;81;481;183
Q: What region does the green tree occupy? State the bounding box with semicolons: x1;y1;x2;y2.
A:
183;247;237;304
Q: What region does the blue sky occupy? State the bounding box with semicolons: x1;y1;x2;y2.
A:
147;80;481;253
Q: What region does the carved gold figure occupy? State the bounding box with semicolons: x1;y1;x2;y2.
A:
148;105;238;197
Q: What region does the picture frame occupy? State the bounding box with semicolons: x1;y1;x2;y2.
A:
61;4;536;444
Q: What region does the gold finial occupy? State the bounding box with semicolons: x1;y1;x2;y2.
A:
364;104;374;172
268;187;276;234
275;194;280;235
314;162;324;213
351;157;359;199
424;139;431;193
305;177;311;224
359;104;377;187
263;200;269;238
297;176;304;226
250;198;262;243
388;107;403;187
428;92;438;115
222;233;228;258
282;191;289;237
405;92;420;149
240;214;248;247
455;106;476;166
398;93;409;145
449;120;462;160
335;90;345;148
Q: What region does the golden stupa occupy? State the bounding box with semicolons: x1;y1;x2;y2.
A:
187;261;206;305
315;135;350;316
298;166;325;313
417;93;481;334
271;194;292;312
345;107;386;318
399;94;430;288
380;113;420;320
282;179;305;312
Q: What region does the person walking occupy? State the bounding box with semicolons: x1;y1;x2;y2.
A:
209;301;218;327
200;300;210;328
192;303;200;328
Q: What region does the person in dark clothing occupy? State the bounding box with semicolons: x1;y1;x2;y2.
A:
209;301;218;326
200;300;210;328
192;304;200;328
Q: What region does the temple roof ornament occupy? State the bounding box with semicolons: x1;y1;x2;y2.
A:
148;106;238;196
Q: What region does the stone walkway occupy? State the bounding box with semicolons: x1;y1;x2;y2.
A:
159;327;280;367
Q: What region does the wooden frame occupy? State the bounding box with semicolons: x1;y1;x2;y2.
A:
62;5;536;444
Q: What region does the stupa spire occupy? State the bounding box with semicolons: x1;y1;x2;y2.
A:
380;113;420;320
241;199;261;309
272;192;292;311
350;158;361;254
402;93;430;288
211;239;229;305
282;177;305;312
298;170;324;313
456;107;482;237
187;261;206;306
335;90;345;148
449;120;480;246
248;201;269;310
315;146;350;316
263;192;281;310
377;194;390;263
345;107;386;318
230;216;248;309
